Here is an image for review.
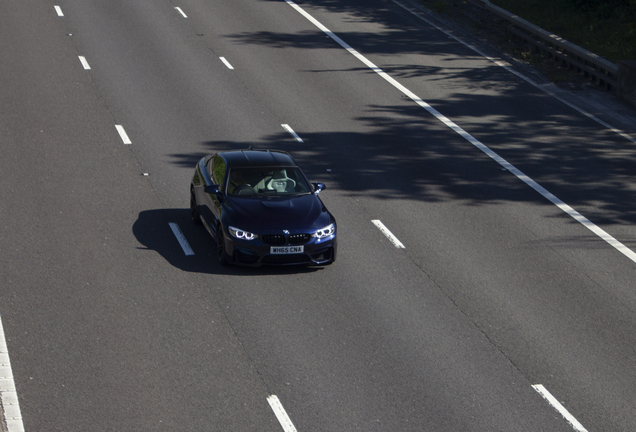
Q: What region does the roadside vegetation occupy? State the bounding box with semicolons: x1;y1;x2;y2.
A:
490;0;636;63
418;0;635;86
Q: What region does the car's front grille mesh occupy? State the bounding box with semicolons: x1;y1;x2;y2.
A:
261;233;312;245
261;235;285;245
289;234;311;245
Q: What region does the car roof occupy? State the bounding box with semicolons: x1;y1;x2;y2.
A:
219;149;297;168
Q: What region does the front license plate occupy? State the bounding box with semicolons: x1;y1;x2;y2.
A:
270;246;304;254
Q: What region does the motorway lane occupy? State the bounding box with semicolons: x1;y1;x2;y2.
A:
58;0;288;205
3;0;636;431
177;0;403;137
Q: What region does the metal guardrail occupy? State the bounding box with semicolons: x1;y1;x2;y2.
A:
470;0;618;90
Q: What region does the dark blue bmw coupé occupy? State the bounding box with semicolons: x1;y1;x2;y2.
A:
190;149;337;266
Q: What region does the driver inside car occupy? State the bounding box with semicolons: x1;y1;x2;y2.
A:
228;169;247;194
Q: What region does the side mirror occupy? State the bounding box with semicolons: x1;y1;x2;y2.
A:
312;182;326;194
204;185;221;195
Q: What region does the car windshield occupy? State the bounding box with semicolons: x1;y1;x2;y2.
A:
226;167;313;197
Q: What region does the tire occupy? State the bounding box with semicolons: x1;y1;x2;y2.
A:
217;226;231;266
190;189;202;225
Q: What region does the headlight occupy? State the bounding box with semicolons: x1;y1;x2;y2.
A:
229;226;257;241
312;223;335;239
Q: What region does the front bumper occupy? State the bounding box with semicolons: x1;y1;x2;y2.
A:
223;229;337;266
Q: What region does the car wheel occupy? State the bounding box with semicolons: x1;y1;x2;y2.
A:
190;189;202;225
217;226;230;266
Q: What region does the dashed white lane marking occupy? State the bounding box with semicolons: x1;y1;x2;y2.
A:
372;220;405;249
532;385;588;432
220;57;234;70
169;223;195;256
174;7;187;18
54;5;63;16
281;124;303;143
78;56;91;70
285;0;636;265
267;395;298;432
0;313;25;432
115;125;132;145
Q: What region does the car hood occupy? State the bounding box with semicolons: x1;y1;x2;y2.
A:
224;194;331;231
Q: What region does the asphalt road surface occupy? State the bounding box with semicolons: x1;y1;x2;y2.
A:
2;0;636;431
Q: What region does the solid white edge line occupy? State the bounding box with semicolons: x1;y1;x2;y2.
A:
0;313;25;432
115;125;132;145
78;56;90;70
372;220;406;249
54;5;64;16
174;7;187;18
281;124;304;143
532;385;588;432
267;395;298;432
285;0;636;265
220;57;234;70
169;223;195;256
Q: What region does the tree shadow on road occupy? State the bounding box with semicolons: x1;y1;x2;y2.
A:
163;0;636;247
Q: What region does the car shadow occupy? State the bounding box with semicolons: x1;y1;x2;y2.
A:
132;208;325;275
